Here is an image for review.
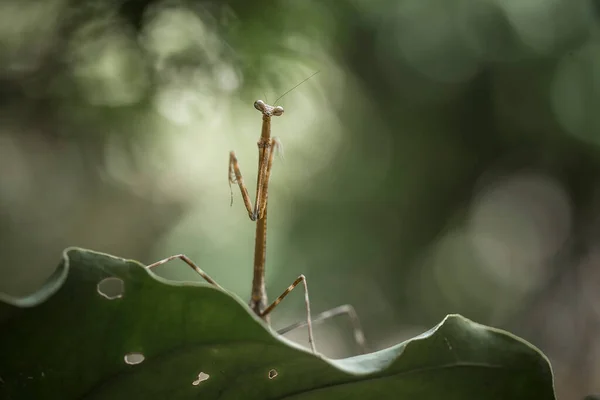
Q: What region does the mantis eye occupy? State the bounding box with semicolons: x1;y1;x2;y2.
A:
272;106;284;116
254;100;266;112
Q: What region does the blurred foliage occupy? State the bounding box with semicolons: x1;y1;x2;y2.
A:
0;0;599;398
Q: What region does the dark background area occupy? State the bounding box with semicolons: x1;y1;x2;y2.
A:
0;0;599;398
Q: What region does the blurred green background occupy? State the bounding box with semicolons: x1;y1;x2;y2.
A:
0;0;599;398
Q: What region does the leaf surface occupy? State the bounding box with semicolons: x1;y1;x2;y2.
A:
0;248;555;399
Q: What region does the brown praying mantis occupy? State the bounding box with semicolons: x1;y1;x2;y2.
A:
146;80;367;355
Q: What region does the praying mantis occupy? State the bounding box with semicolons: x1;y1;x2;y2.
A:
146;80;367;355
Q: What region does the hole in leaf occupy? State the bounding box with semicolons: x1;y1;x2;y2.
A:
124;353;145;365
97;277;124;300
192;372;210;385
268;369;278;379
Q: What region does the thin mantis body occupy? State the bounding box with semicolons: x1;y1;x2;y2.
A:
147;97;367;355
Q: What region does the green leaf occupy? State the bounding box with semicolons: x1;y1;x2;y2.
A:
0;248;555;399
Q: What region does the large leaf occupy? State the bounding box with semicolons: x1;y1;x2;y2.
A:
0;248;555;399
